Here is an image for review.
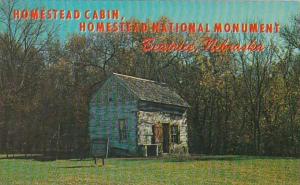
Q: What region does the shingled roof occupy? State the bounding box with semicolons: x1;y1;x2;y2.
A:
113;73;189;108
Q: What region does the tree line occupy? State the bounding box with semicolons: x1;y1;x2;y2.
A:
0;1;299;158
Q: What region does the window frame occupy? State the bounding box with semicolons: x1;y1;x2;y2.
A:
171;124;180;144
118;119;128;143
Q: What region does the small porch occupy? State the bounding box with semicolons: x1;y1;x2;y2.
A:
138;122;180;157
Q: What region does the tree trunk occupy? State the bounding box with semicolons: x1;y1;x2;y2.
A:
56;123;61;160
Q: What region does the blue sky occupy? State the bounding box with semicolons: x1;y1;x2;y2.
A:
14;0;300;40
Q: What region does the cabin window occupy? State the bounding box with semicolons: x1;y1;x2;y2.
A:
171;125;180;144
118;119;128;142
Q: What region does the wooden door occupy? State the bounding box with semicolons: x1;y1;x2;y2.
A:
162;123;169;153
153;124;163;144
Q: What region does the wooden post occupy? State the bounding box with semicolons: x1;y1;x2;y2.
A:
106;137;109;158
144;145;148;157
94;156;97;165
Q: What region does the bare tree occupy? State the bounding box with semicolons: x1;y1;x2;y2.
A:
0;0;56;157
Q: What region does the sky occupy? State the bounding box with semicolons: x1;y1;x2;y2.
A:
12;0;300;41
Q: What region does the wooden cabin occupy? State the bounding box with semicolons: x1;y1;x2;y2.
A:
89;73;189;157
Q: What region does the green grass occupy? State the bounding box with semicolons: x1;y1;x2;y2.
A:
0;155;299;185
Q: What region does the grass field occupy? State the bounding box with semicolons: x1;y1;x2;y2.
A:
0;155;299;185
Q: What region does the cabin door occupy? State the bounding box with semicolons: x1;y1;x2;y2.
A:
162;123;170;153
152;124;163;144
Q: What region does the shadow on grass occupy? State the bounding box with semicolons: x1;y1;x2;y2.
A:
58;165;97;169
0;154;88;162
161;155;299;162
0;156;58;161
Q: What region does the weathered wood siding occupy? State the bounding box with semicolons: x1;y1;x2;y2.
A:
89;76;138;156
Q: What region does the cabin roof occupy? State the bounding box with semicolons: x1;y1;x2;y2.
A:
113;73;189;108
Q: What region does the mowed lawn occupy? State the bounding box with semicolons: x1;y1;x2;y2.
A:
0;155;299;185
